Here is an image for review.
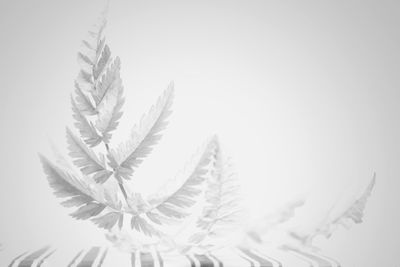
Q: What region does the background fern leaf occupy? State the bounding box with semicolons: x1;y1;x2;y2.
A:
188;139;242;244
109;83;174;181
289;174;376;248
339;173;376;224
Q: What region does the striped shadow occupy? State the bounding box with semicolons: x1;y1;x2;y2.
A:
284;247;339;267
8;251;29;267
193;254;215;267
140;251;155;267
75;247;102;267
239;247;275;267
16;246;51;267
250;249;283;267
208;253;223;267
36;249;57;267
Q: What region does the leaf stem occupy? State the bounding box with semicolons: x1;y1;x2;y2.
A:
104;141;129;204
117;181;129;202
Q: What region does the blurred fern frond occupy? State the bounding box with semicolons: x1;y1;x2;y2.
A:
187;138;242;248
289;173;376;248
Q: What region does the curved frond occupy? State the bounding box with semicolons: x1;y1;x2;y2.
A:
40;155;111;220
108;83;174;180
151;136;218;219
92;212;121;230
66;127;113;183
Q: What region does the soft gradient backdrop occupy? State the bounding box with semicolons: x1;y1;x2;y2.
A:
0;0;399;266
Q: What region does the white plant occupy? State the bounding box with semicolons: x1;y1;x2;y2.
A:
39;11;241;251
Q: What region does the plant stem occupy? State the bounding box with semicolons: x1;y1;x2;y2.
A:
117;181;129;202
104;142;129;204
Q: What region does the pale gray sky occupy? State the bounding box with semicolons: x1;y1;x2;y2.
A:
0;0;399;266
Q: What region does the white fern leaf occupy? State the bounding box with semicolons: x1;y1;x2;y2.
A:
66;127;113;183
92;212;121;230
75;14;125;146
94;58;125;144
108;83;174;180
188;139;242;245
130;215;162;237
77;16;109;89
74;82;97;115
92;57;121;108
119;137;216;237
150;136;218;219
40;155;110;220
71;97;102;147
93;44;111;82
41;153;129;230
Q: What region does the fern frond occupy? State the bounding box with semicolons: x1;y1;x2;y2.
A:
74;82;97;115
92;57;122;108
77;17;108;89
93;44;111;81
338;173;376;224
71;97;102;147
75;14;125;146
150;136;218;219
115;137;217;237
94;58;125;144
320;173;376;236
66;127;113;183
40;155;110;219
92;211;121;230
108;83;174;180
131;215;162;237
188;139;241;244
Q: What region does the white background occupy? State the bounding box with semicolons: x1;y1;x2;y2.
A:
0;0;399;266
